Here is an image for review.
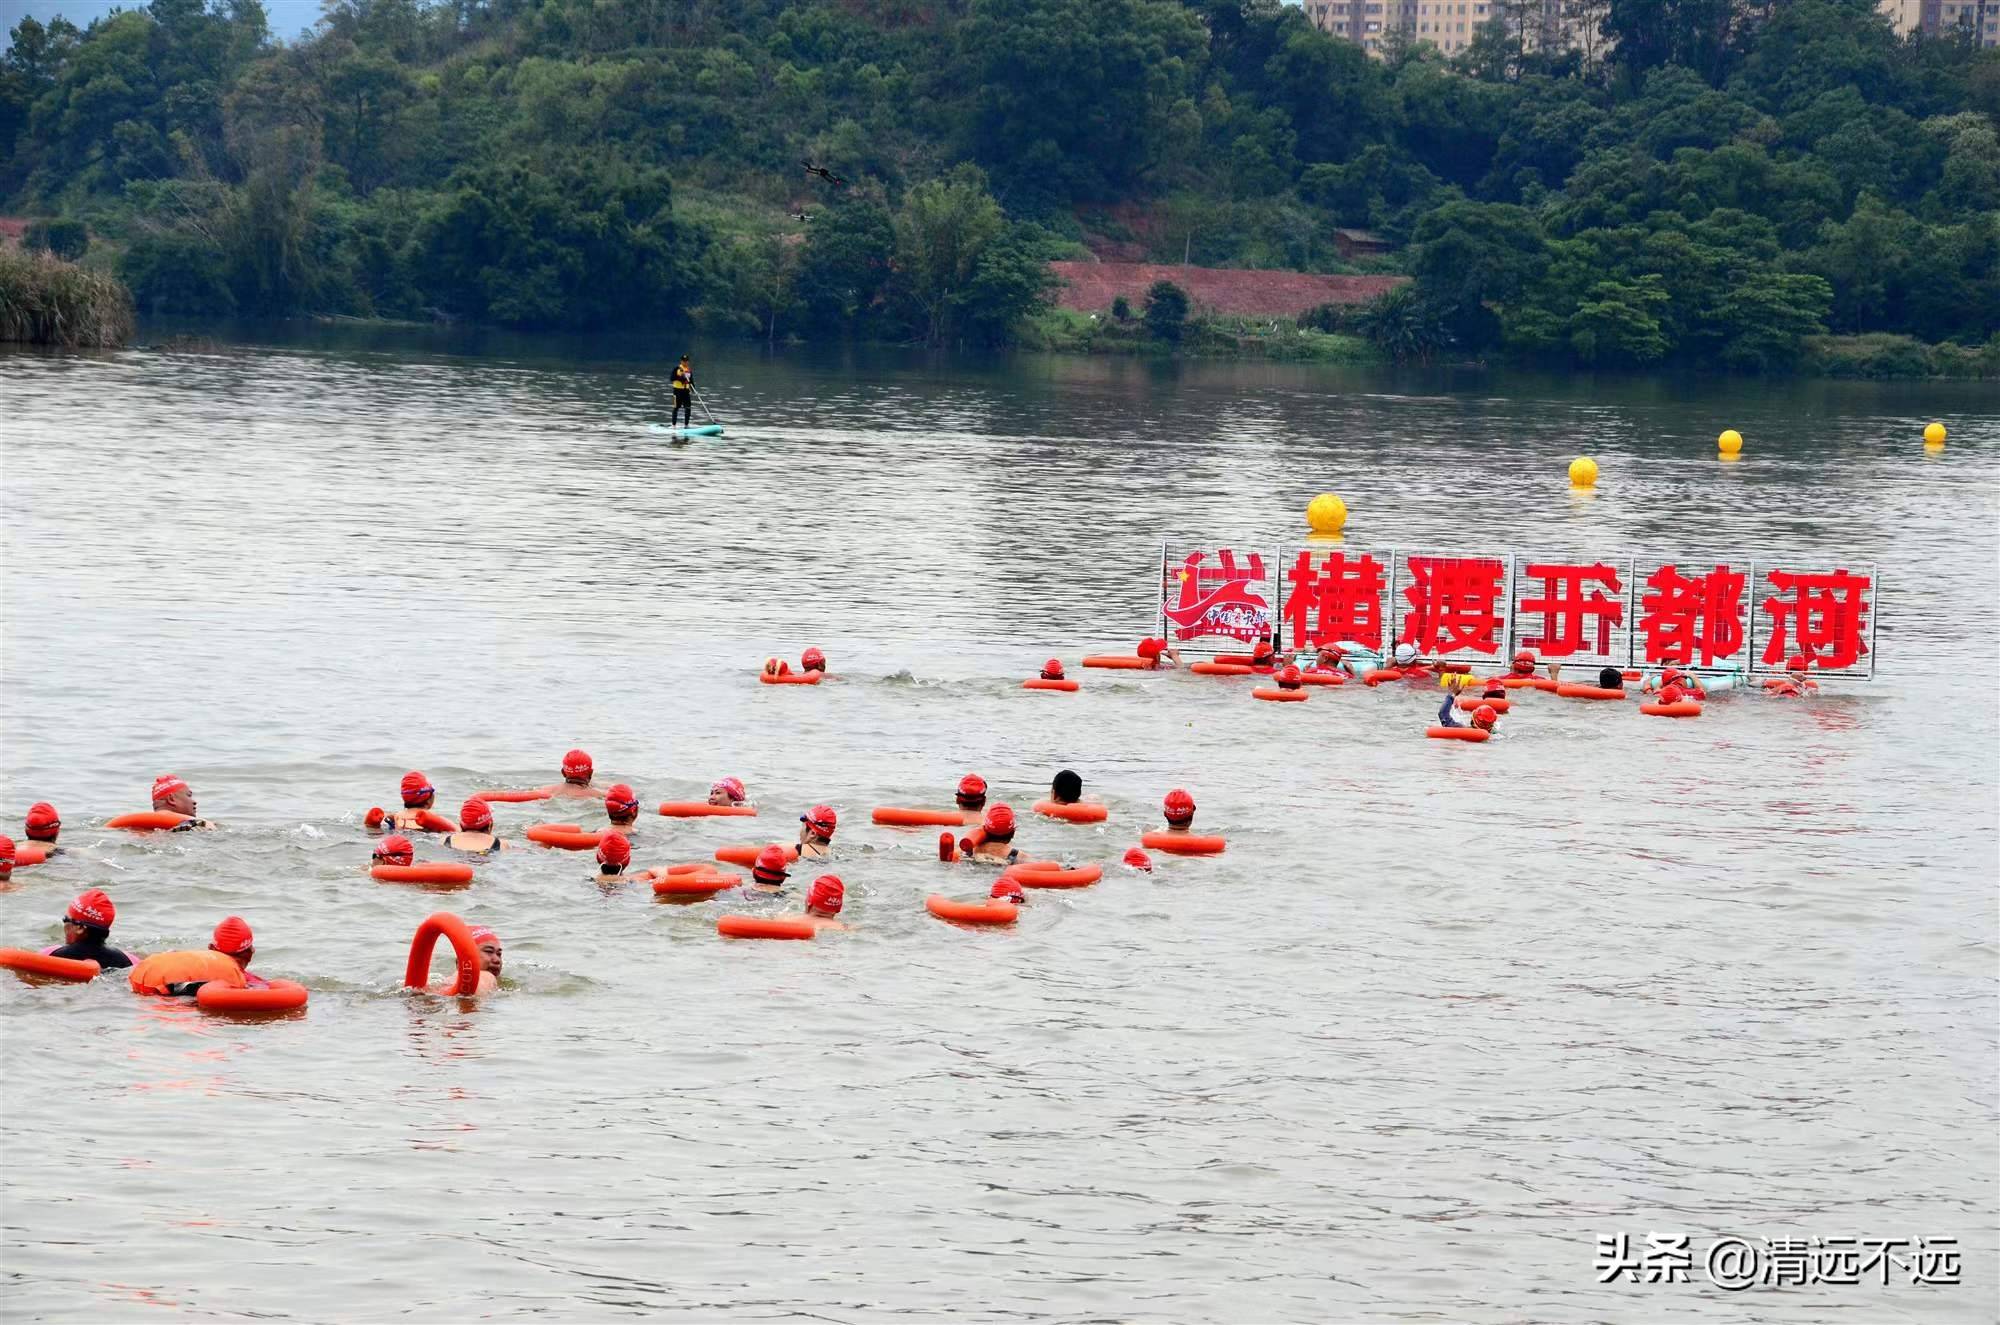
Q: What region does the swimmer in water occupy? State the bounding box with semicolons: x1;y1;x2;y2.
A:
1647;665;1707;700
707;776;749;808
384;771;446;832
1160;788;1199;833
593;831;632;884
23;802;62;856
801;646;827;675
800;875;849;930
955;775;988;818
603;783;642;837
1437;689;1500;735
372;834;416;868
47;890;133;970
1049;769;1083;805
1136;637;1182;670
749;844;790;895
477;749;604;803
1596;665;1626;692
1040;658;1067;682
210;915;269;989
962;804;1022;865
1274;664;1305;692
1311;643;1362;678
797;805;837;859
762;656;792;678
445;798;507;854
469;925;503;994
1764;655;1819;697
1391;642;1436;678
990;876;1027;908
151;774;213;830
0;835;14;883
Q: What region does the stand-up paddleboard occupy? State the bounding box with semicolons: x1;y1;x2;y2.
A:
649;423;724;439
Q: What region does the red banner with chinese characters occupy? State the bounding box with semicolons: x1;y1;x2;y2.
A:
1511;555;1632;668
1159;543;1277;649
1392;551;1512;665
1750;563;1875;677
1280;546;1394;651
1633;559;1754;670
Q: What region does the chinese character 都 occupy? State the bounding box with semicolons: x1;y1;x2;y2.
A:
1637;563;1747;667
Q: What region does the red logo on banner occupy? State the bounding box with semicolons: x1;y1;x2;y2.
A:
1760;568;1872;669
1399;556;1507;655
1284;550;1388;650
1518;561;1624;657
1638;564;1747;666
1164;550;1271;643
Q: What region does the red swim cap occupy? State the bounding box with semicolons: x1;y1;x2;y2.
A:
1473;705;1499;728
1163;788;1195;822
596;831;631;868
711;776;746;804
802;647;826;670
1787;655;1810;671
1660;683;1687;704
460;798;494;832
1122;846;1153;872
1514;648;1535;663
561;749;593;781
67;889;115;928
1279;664;1302;686
958;774;987;799
605;784;640;818
399;771;434;806
807;874;844;914
1041;658;1065;680
25;802;59;837
364;806;386;828
468;925;499;948
212;915;254;955
753;844;791;881
1661;666;1684;684
991;876;1025;903
982;803;1015;836
1253;639;1274;660
800;805;838;838
374;834;415;866
151;774;188;803
1137;637;1164;659
0;834;13;872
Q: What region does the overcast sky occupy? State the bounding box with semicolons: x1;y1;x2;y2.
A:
4;0;325;45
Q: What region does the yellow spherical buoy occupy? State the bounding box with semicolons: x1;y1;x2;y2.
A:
1717;429;1743;456
1924;422;1946;446
1305;492;1348;534
1568;456;1598;488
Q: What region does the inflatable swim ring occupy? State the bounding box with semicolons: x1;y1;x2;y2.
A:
197;979;308;1014
1456;695;1512;714
1641;701;1702;718
657;801;758;818
714;843;801;867
1298;671;1345;686
1002;863;1103;889
716;915;817;940
1556;683;1627;700
1499;676;1560;691
1427;726;1491;742
371;862;475;886
13;843;50;866
1139;830;1226;857
1022;678;1080;692
1081;654;1149;670
0;948;100;982
926;894;1019;926
1033;800;1109;824
475;789;550;803
1362;668;1404;685
525;823;606;850
872;807;969;828
404;911;482;996
1252;688;1308;702
652;872;739;897
1190;661;1253;676
105;810;191;831
758;671;822;686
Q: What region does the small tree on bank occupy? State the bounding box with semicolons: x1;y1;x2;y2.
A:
1144;279;1189;342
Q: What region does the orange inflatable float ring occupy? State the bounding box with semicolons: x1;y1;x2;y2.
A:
872;807;968;828
1139;830;1226;856
1362;668;1404;685
1456;695;1512;714
1641;701;1702;718
476;789;550;803
926;894;1019;926
525;822;605;850
1298;670;1345;686
657;801;757;818
713;843;801;867
197;979;308;1014
0;948;101;982
1252;687;1308;702
404;911;482;996
653;871;739;897
1499;676;1559;691
14;842;50;866
1033;799;1109;824
1191;661;1253;676
1427;725;1491;741
411;809;458;833
1081;654;1149;669
1022;678;1080;692
1557;683;1626;700
105;810;191;831
371;862;475;886
758;671;822;686
717;915;817;940
1002;863;1102;889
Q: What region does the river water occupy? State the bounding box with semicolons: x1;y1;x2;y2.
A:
1;333;1995;1323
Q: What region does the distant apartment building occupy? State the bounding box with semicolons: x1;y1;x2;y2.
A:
1879;0;1999;45
1301;0;1584;59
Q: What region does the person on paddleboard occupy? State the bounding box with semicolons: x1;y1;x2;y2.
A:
670;355;695;429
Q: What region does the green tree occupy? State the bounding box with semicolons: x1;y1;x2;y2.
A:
796;197;897;336
1143;278;1190;342
1354;283;1454;362
1408;200;1551;347
1568;275;1671;363
23;217;89;260
893;164;1005;347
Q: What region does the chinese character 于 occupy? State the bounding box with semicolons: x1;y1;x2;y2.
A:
1595;1232;1644;1284
1399;556;1507;656
1283;549;1387;651
1759;567;1872;670
1641;1233;1693;1284
1517;561;1624;658
1765;1237;1813;1286
1910;1237;1962;1285
1637;562;1747;667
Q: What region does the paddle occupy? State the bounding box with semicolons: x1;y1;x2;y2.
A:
691;385;720;427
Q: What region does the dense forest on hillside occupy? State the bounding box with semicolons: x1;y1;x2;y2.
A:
2;0;1996;368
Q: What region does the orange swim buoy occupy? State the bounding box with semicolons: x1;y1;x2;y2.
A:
657;801;758;818
872;807;969;828
1032;799;1109;824
1362;668;1404;685
1641;701;1703;718
713;843;801;867
196;979;309;1015
1002;863;1102;889
1556;683;1627;700
926;894;1020;926
652;871;740;898
404;911;481;996
1081;654;1149;669
1190;661;1253;676
1298;670;1345;686
371;862;475;886
1252;688;1308;702
14;842;50;866
1499;676;1560;691
474;789;550;803
1456;695;1512;714
758;671;822;686
524;823;605;850
716;915;817;940
1427;726;1490;741
1139;830;1226;856
104;810;192;831
1022;678;1080;692
411;809;458;833
0;948;101;982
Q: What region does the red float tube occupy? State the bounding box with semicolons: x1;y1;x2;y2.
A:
1298;670;1345;686
104;810;191;831
1190;661;1253;676
475;789;550;803
1498;676;1560;691
197;979;309;1014
412;809;458;833
652;872;740;897
525;823;605;850
1139;830;1226;856
657;801;758;818
404;911;481;996
14;843;50;866
1002;863;1102;889
872;807;968;828
926;894;1020;926
1557;683;1627;700
758;671;822;686
1022;678;1080;692
1362;668;1404;685
1427;726;1491;741
714;843;801;867
716;915;817;940
1032;799;1109;824
1456;695;1512;714
1641;701;1702;718
1252;688;1308;702
371;862;475;886
1081;654;1149;669
0;948;100;982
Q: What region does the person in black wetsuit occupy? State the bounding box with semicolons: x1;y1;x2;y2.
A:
49;890;134;969
670;355;695;429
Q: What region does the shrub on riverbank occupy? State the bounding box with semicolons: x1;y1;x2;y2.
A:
0;249;134;348
1801;334;2000;379
1019;307;1381;363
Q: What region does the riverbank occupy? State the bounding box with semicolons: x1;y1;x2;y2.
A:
1017;308;1383;363
0;249;133;348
